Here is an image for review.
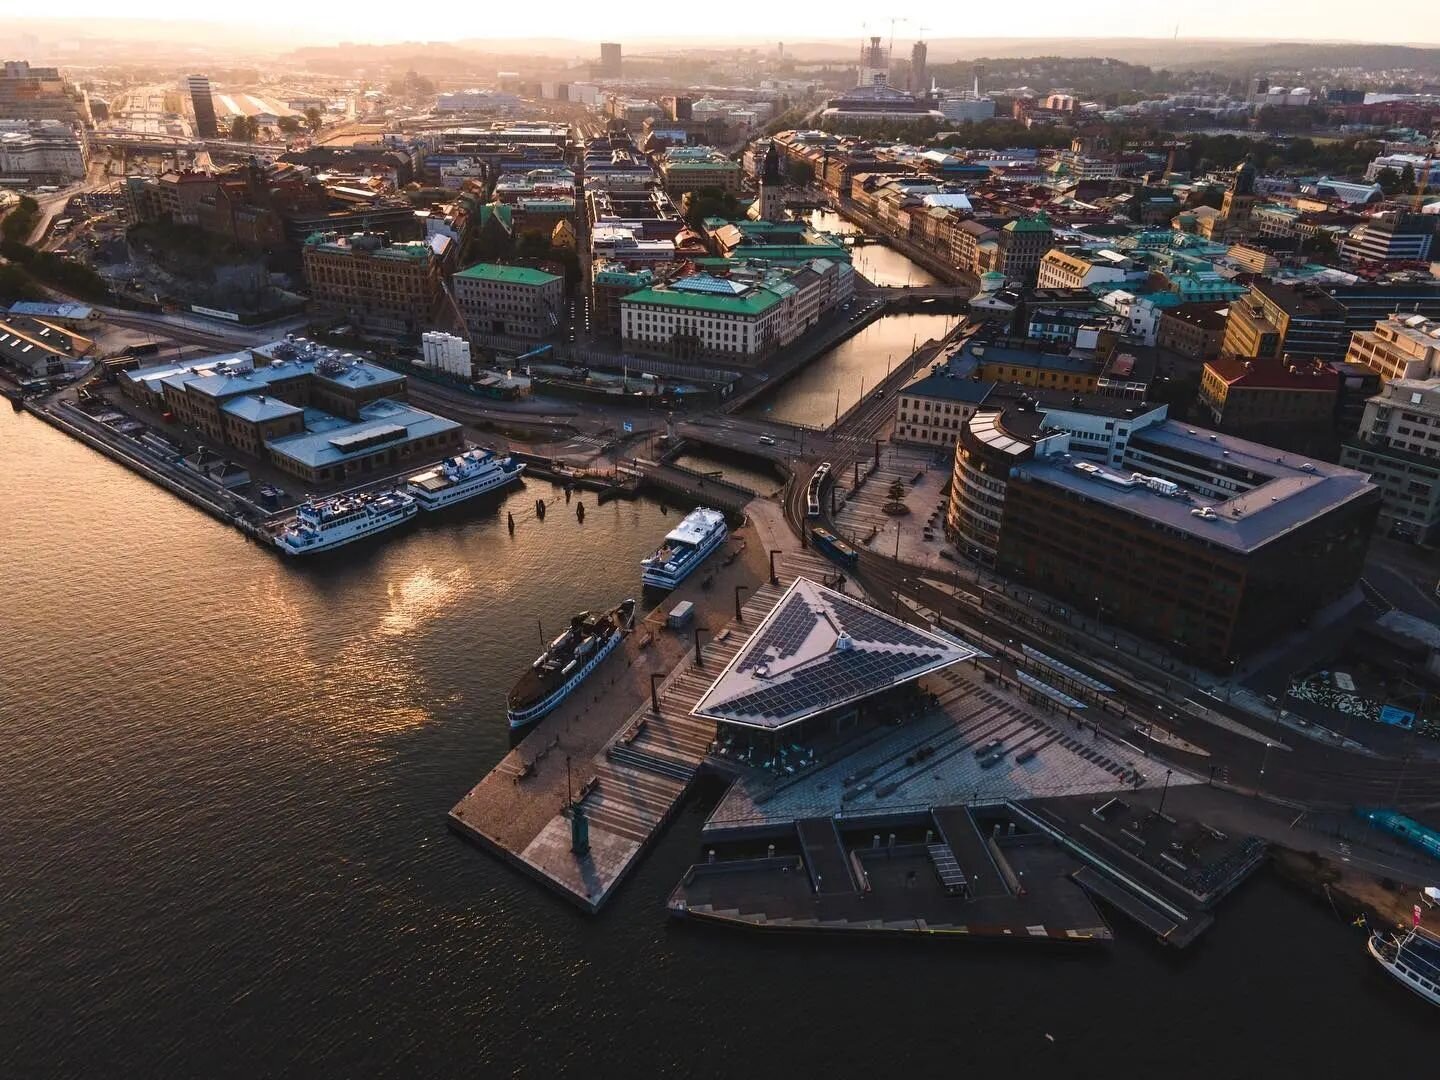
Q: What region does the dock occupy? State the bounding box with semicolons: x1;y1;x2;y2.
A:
447;537;839;912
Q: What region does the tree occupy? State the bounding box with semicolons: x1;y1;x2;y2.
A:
786;159;814;188
304;107;323;132
1375;167;1402;195
680;187;742;229
229;115;256;142
277;115;302;134
1400;163;1417;194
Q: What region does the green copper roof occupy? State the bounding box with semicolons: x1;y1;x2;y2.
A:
622;287;781;315
455;263;561;286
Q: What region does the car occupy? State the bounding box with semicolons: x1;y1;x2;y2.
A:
757;435;776;446
974;738;1003;759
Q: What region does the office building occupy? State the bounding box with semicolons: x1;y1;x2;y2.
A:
1344;314;1440;383
1340;378;1440;544
186;74;218;138
949;395;1379;667
1221;281;1348;362
302;231;449;334
0;61;90;125
452;262;565;340
910;41;928;94
995;217;1053;284
1197;355;1340;450
120;341;462;485
894;374;995;448
0;120;87;181
1340;212;1435;265
658;146;742;197
620;261;852;363
1035;247;1142;291
599;43;623;78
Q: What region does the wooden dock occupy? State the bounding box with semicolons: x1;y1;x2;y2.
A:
448;527;838;912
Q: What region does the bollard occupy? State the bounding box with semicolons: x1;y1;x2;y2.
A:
925;829;933;844
708;849;716;864
767;844;775;858
872;834;880;849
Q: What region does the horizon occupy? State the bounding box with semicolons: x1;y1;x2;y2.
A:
5;9;1440;52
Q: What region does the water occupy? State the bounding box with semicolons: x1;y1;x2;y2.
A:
1;405;1434;1078
747;312;958;429
670;450;783;496
807;209;940;288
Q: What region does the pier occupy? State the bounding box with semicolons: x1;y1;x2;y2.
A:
447;528;839;912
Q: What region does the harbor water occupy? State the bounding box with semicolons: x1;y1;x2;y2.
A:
1;404;1433;1078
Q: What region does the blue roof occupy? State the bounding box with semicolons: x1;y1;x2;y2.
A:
266;399;460;470
904;373;996;404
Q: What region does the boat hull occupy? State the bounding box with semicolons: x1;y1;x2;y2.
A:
641;523;727;590
411;463;524;512
1368;932;1440;1007
506;627;623;728
276;503;418;556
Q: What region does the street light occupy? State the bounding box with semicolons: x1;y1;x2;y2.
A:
1259;741;1273;781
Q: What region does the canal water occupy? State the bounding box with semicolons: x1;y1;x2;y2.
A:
746;311;957;428
1;404;1433;1078
807;208;940;288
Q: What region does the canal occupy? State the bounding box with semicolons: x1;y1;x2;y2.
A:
746;309;958;429
807;209;940;288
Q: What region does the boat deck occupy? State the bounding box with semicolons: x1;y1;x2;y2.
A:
448;535;832;912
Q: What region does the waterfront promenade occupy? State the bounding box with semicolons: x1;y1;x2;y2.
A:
447;505;839;911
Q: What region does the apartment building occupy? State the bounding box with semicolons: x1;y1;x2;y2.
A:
658;146;742;196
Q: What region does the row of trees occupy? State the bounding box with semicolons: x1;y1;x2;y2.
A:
227;107;323;143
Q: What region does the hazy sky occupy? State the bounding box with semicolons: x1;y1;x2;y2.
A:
6;2;1440;47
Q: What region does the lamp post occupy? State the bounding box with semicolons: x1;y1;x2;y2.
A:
650;672;664;714
693;626;707;669
768;549;781;586
1157;768;1173;817
1259;741;1273;782
734;584;748;623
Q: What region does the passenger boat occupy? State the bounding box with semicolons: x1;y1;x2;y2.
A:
275;488;417;555
1368;924;1440;1007
640;507;727;590
506;599;636;728
404;447;524;511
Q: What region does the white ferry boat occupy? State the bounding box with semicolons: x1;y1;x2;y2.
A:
507;599;636;728
405;448;524;511
276;488;418;556
1368;924;1440;1008
640;507;727;590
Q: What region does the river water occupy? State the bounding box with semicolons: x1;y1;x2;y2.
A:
807;209;940;288
1;404;1433;1077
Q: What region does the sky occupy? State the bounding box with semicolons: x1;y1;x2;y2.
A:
4;2;1440;48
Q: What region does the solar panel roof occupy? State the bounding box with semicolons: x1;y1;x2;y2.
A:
692;577;978;730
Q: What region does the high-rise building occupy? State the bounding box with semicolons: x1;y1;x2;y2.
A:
910;41;928;94
187;74;218;138
1340;378;1440;544
0;60;90;125
599;43;622;79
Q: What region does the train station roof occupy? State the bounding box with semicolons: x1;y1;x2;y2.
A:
692;578;976;731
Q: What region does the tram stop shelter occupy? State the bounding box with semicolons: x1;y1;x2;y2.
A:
693;577;978;763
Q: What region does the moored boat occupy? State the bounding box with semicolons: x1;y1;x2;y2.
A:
506;599;636;728
276;488;417;556
640;507;727;590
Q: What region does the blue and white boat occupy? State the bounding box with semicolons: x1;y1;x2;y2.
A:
1369;923;1440;1008
640;507;727;590
405;447;524;511
276;488;417;556
507;599;636;728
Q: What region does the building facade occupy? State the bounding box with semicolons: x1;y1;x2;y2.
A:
303;232;447;334
1344;314;1440;383
452;262;565;340
1340;378;1440;544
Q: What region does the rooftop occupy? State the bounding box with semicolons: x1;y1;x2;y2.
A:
266;399;460;470
1018;423;1376;554
691;578;978;731
453;262;562;287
